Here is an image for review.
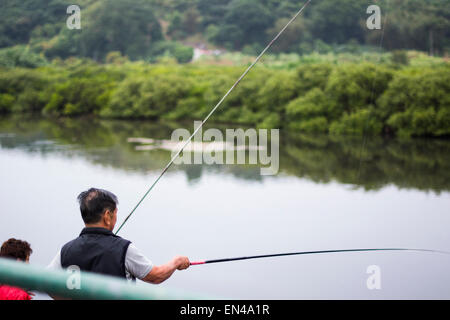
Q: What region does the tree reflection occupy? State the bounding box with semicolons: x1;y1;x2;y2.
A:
0;116;448;193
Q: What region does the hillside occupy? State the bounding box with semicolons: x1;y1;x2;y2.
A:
0;0;449;65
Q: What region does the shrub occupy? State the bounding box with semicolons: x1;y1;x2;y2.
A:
326;63;393;116
294;63;333;95
0;46;47;68
0;93;15;113
379;65;450;136
43;78;109;116
286;88;330;120
289;117;328;133
330;108;383;136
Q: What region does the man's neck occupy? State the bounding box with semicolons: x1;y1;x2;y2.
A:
85;224;112;231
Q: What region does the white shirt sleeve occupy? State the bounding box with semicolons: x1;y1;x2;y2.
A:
125;244;153;280
47;250;62;270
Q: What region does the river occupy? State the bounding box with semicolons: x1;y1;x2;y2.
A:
0;116;449;299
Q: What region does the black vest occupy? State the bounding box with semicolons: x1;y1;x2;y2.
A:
61;227;132;279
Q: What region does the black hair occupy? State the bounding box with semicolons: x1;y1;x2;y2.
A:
77;188;118;224
0;238;32;261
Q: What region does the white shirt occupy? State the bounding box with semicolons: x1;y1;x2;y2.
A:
47;243;153;281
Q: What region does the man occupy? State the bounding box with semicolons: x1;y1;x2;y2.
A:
0;238;34;300
48;188;190;288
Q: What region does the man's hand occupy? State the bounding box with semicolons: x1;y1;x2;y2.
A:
173;256;190;270
143;255;190;284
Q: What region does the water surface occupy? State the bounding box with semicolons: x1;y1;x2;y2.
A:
0;116;449;299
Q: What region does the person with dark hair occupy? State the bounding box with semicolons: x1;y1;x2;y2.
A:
0;238;34;300
47;188;189;293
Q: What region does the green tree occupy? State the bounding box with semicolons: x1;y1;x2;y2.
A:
308;0;367;44
197;0;232;27
379;65;450;137
0;93;15;113
379;0;450;54
0;0;67;48
47;0;163;61
0;46;47;68
214;0;274;49
267;18;311;53
326;63;393;115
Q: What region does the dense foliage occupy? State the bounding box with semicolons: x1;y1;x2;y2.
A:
0;0;449;64
0;53;448;137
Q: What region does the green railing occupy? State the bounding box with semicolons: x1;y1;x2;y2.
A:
0;258;200;300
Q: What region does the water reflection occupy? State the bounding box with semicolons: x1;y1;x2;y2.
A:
1;115;449;299
0;115;449;192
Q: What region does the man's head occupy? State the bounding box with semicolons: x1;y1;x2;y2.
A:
0;238;33;262
77;188;118;231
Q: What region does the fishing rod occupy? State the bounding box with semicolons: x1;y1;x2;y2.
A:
190;248;450;265
115;0;313;235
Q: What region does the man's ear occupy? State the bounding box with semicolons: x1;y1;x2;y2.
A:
103;209;111;224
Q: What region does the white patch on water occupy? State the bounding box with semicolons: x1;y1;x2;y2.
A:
128;137;265;152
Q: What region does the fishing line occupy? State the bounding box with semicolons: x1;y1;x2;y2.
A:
115;0;313;235
190;248;450;265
